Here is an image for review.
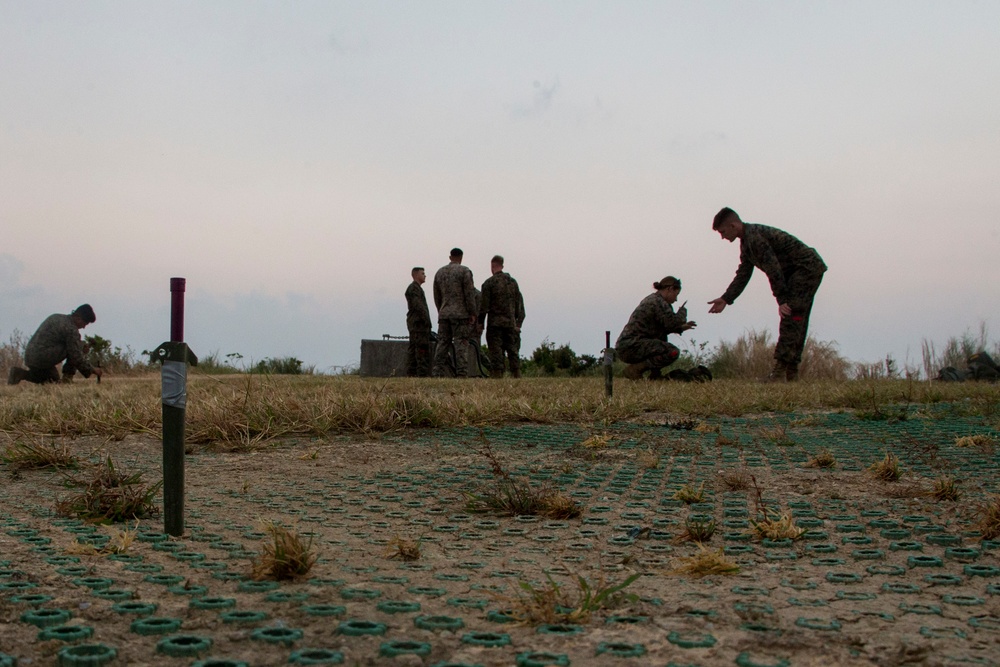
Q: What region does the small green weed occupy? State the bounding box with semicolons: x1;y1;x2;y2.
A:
673;481;706;504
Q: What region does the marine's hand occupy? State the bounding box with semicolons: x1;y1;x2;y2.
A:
779;303;792;318
708;297;727;314
682;321;697;331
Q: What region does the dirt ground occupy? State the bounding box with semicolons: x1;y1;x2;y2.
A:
1;409;999;666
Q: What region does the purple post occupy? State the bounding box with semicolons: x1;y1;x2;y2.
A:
170;278;186;343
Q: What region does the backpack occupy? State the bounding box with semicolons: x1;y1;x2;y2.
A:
967;352;1000;381
935;366;966;382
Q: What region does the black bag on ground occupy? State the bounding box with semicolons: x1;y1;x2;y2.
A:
935;366;967;382
967;352;1000;381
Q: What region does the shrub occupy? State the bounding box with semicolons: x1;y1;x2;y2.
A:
85;335;151;375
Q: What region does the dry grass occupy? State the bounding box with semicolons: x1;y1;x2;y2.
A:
64;522;140;556
494;572;640;625
251;520;317;581
465;441;582;519
2;439;79;471
4;375;998;446
636;448;660;469
673;481;706;504
384;536;421;561
579;434;612;449
806;449;836;469
758;424;795;447
748;512;807;541
869;453;902;482
955;434;996;454
972;496;1000;540
929;477;960;502
670;545;740;578
718;468;752;491
55;456;161;523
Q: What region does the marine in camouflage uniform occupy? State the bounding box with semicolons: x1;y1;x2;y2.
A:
432;248;478;378
709;207;827;381
616;277;695;380
405;267;432;377
479;255;525;379
8;304;102;385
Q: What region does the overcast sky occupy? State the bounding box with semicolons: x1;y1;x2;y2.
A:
2;1;998;373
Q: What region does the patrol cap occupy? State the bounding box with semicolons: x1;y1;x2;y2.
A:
73;304;96;323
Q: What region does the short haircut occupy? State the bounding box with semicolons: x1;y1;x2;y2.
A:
450;247;463;257
411;267;424;276
712;207;740;230
73;303;96;324
490;255;504;266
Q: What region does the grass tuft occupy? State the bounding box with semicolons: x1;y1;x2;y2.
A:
749;512;807;541
670;545;740;578
972;496;1000;540
673;481;706;504
806;449;836;469
251;520;317;581
465;440;581;519
718;468;751;491
929;477;960;502
869;453;902;482
495;572;639;625
636;448;660;469
676;515;716;543
384;536;421;561
55;456;161;523
955;434;996;453
3;439;79;471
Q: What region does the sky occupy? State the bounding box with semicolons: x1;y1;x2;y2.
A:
2;1;999;374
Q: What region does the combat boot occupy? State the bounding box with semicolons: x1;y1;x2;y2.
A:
624;363;647;380
767;361;788;383
7;367;27;385
785;364;800;382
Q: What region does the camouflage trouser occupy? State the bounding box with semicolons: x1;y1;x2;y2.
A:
433;318;471;378
407;330;432;377
26;365;65;384
775;269;825;366
485;326;521;378
616;338;680;371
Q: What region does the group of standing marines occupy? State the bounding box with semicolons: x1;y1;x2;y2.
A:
405;248;525;379
615;206;827;382
406;208;825;383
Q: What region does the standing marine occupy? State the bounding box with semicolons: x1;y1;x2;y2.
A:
617;277;696;380
432;248;478;378
8;304;104;385
707;207;827;381
479;255;525;378
405;267;432;377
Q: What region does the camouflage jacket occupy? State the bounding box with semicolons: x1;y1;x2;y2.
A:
405;281;432;333
616;293;688;347
24;313;94;376
722;223;827;305
479;272;525;328
433;262;477;320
